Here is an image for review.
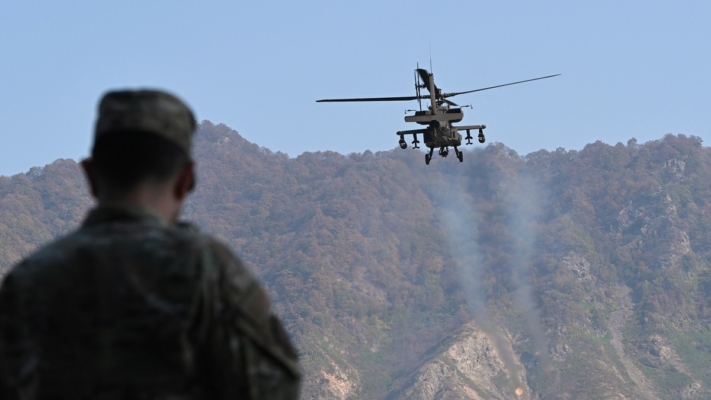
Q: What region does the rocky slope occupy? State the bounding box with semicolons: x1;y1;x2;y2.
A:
388;323;530;400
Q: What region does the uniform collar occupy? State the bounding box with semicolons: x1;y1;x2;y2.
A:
82;203;167;228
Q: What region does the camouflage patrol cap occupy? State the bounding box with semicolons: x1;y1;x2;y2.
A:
95;89;196;155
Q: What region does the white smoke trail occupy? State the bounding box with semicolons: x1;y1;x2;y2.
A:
506;174;554;376
432;180;523;392
440;203;486;320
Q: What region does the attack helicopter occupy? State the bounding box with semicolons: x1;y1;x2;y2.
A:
317;67;559;165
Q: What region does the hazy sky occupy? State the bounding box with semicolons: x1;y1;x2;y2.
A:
2;1;710;176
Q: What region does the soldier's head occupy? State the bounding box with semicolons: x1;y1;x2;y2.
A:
81;89;197;222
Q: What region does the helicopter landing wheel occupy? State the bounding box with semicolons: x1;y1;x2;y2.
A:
425;154;431;165
457;151;463;162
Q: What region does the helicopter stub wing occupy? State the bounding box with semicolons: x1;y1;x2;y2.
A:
316;95;421;102
397;128;429;136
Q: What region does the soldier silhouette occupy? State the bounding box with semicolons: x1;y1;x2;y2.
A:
0;90;301;399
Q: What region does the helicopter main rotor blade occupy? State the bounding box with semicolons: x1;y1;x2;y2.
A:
443;74;561;98
317;96;421;102
444;99;458;107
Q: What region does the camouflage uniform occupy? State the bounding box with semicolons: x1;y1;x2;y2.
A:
0;90;300;398
0;204;300;399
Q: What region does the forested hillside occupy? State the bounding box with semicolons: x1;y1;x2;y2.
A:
2;122;711;399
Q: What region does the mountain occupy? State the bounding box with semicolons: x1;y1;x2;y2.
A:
2;122;711;399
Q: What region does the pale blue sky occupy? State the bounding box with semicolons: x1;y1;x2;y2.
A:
1;1;710;176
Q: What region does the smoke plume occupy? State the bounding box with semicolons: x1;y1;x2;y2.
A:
506;174;553;375
432;181;524;393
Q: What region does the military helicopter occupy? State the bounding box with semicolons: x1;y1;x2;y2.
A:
317;67;559;164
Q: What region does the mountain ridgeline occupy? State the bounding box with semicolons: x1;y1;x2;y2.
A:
2;122;711;399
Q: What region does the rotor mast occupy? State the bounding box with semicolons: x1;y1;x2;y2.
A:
427;72;437;114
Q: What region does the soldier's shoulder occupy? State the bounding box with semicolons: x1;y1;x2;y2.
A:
5;231;87;280
4;223;210;281
173;222;237;253
197;234;254;290
1;239;64;294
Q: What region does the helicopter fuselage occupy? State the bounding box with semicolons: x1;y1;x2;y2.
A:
407;108;463;148
421;122;463;149
397;103;485;164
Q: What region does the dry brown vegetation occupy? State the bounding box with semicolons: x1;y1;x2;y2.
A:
2;122;711;399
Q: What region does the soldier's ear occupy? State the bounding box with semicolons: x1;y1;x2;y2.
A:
80;158;100;199
174;161;195;201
